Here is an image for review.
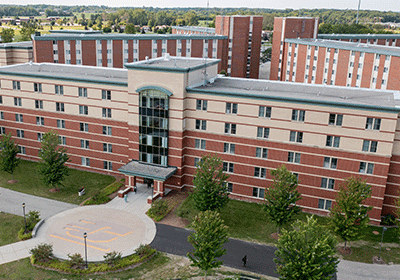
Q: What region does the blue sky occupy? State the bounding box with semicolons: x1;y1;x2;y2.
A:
3;0;400;12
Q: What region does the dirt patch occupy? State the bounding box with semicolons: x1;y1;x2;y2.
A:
338;246;352;255
157;189;191;228
7;179;18;184
49;188;60;193
270;233;279;240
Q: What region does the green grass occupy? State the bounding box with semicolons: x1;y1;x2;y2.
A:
83;180;124;205
0;213;24;246
0;160;116;205
341;245;400;264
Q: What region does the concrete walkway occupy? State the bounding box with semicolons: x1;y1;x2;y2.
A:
0;184;155;265
0;187;76;219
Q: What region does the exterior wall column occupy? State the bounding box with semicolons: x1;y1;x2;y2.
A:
159;181;165;197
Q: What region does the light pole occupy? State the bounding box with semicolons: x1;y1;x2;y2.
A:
83;232;88;269
379;226;387;260
22;203;27;233
356;0;362;24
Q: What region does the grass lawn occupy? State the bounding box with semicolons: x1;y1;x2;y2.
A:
0;160;116;205
176;193;400;263
0;213;24;246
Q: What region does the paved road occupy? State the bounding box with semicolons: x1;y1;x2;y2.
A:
150;223;279;278
0;187;76;219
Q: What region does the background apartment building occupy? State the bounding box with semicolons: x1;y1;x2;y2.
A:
1;56;399;223
0;41;33;66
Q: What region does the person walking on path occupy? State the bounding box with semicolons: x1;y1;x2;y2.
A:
124;194;128;202
242;255;247;267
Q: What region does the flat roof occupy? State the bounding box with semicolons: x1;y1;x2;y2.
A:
0;63;127;86
285;38;400;57
318;34;400;40
33;33;227;41
172;26;215;34
48;29;103;34
125;55;220;73
118;160;177;181
0;41;33;49
188;77;400;113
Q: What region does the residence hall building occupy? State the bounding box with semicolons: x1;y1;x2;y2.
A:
1;56;400;224
0;41;33;66
271;17;400;91
31;15;262;79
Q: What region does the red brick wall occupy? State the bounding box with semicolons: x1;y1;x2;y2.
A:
113;40;123;68
191;39;203;58
335;49;350;86
139;40;151;60
70;40;76;64
82;40;96;66
128;40;133;63
101;40;107;67
33;40;53;63
249;16;263;79
387;56;400;90
230;17;249;78
360;53;374;88
167;40;176;56
57;41;65;64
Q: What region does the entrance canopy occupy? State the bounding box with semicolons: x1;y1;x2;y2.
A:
118;160;177;181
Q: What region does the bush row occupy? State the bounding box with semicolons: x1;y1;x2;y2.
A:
147;199;177;222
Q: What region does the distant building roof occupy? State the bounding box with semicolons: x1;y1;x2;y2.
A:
318;33;400;40
285;38;400;57
48;29;103;34
172;26;215;34
0;41;33;49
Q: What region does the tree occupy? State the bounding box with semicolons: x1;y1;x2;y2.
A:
125;23;136;34
38;130;69;191
263;165;301;234
0;133;20;182
187;210;228;280
330;177;372;250
20;23;36;41
192;154;230;212
1;28;14;43
275;216;339;280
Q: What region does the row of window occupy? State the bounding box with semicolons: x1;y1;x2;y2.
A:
195;101;381;131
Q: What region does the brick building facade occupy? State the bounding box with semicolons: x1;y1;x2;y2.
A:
1;56;399;223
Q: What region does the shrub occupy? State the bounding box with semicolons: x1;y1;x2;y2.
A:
27;210;40;230
102;181;123;196
147;199;169;221
18;228;32;240
83;191;110;205
135;244;152;257
381;213;397;226
29;243;53;263
103;251;122;266
67;253;84;269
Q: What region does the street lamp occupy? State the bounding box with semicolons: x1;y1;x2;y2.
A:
356;0;362;24
22;203;27;234
83;232;88;269
379;226;388;260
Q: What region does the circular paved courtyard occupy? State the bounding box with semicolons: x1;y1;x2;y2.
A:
43;206;156;261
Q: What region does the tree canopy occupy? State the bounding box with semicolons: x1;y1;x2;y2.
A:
0;28;14;43
192;154;230;212
0;133;20;181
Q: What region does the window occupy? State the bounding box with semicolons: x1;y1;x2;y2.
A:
253;187;265;198
328;113;343;126
359;162;374;174
362;140;377;153
288;152;301;163
14;98;22;106
104;161;113;170
259;106;272;118
326;135;340;147
57;119;65;128
225;123;236;134
17;129;24;138
223;162;234;173
35;100;43;109
0;112;3;120
55;85;63;95
18;146;26;154
323;157;337;169
321;178;335;190
34;83;42;93
102;90;111;100
13;81;20;90
195;119;207;130
103;126;112;135
195;139;206;150
196;100;207;111
56;102;64;112
59;136;66;145
81;157;90;166
80;123;89;132
226;103;238;114
102;108;112;118
318;199;332;210
103;143;112;153
254;167;267;178
81;140;89;149
36;116;44;126
15;114;23;122
0;127;4;134
79;105;88;115
289;131;303;143
37;133;43;141
224;143;235;154
194;157;201;166
256;147;268;159
226;182;233;193
257;127;269;139
365;117;381;130
78;87;87;97
291;110;305;121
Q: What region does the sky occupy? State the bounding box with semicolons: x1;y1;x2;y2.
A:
2;0;400;12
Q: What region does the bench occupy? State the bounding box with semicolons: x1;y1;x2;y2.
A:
118;187;132;198
78;188;85;196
